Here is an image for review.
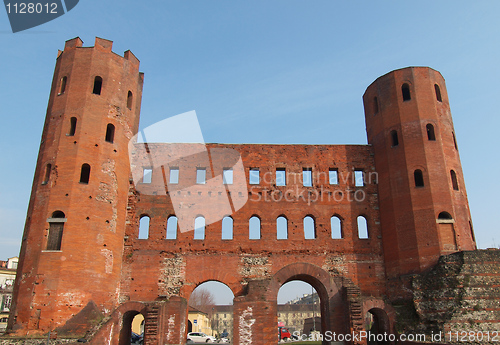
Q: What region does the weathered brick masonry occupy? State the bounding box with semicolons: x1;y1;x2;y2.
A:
6;37;495;345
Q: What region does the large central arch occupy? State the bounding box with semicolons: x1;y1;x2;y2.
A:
269;263;346;340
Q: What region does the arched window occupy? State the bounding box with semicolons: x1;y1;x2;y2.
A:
450;170;459;190
93;76;103;95
222;216;233;240
138;215;150;239
42;163;51;185
105;123;115;143
426;124;436;141
194;216;205;240
438;212;453;220
249;216;261;239
304;216;315;239
402;83;411;101
357;216;369;239
166;216;178;240
434;84;442;102
414;169;424;187
373;96;379;115
69;117;77;136
59;76;67;95
277;216;287;240
331;216;342;239
80;164;91;184
452;132;458;150
390;130;399;147
47;211;66;250
127;91;133;109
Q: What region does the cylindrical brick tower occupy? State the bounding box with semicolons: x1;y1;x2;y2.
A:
9;37;143;334
363;67;476;281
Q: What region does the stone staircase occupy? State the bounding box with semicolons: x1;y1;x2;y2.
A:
144;304;160;344
345;284;364;345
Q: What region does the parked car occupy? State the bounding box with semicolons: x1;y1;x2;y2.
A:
278;326;292;341
187;332;216;343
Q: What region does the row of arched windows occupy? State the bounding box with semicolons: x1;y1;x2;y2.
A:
402;83;442;103
390;123;437;147
413;168;460;190
58;75;134;110
42;162;92;185
372;83;443;115
41;118;116;185
68;117;116;143
138;215;370;240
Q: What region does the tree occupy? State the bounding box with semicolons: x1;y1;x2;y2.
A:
189;287;215;315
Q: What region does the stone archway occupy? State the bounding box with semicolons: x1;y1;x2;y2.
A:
231;262;345;345
270;262;345;344
363;298;395;345
116;302;148;345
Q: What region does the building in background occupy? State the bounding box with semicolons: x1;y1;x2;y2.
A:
0;257;18;333
188;306;212;335
211;305;232;338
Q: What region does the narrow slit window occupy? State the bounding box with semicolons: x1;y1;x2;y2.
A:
249;216;261;240
127;91;133;109
357;216;369;239
47;211;65;251
169;168;179;184
414;169;424;187
373;96;379;114
249;168;260;185
277;216;288;240
59;76;67;95
434;84;442;102
105;123;115;143
329;169;338;185
450;170;459;190
223;168;233;185
138;215;150;239
194;216;205;240
80;164;91;184
196;168;206;184
402;83;411;101
42;163;51;185
426;124;436;141
143;168;152;184
92;76;103;95
390;130;399;147
166;216;178;240
304;216;315;239
276;168;286;186
452;132;458;150
354;170;364;187
222;216;233;240
331;216;342;239
303;168;312;187
69;117;77;136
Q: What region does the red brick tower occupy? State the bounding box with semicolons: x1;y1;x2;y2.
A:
9;37;143;334
363;67;476;281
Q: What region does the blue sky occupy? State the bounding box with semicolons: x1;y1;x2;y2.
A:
1;1;499;304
